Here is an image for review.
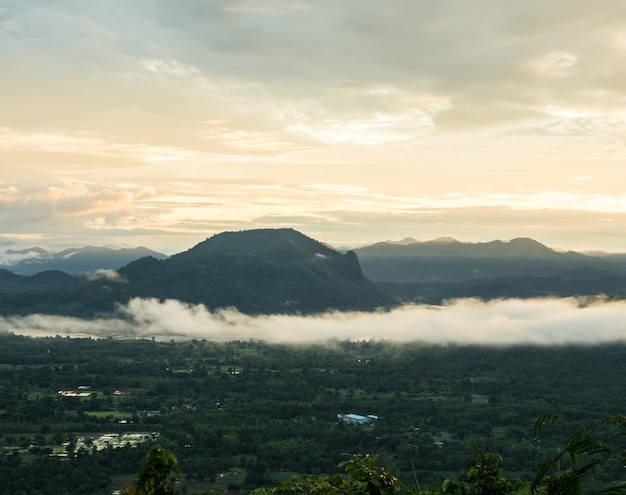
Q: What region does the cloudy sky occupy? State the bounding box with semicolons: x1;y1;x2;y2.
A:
2;1;626;254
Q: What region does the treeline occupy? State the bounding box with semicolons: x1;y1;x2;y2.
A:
1;334;626;493
0;446;143;495
378;276;626;305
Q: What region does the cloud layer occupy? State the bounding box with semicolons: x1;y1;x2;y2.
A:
2;297;625;346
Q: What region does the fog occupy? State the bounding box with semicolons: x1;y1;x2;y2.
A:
1;297;625;346
84;269;128;283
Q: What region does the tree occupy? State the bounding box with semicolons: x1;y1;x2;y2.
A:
125;445;180;495
250;454;412;495
245;460;269;486
251;451;533;495
437;448;528;495
531;411;626;495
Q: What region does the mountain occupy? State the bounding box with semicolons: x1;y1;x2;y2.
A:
354;237;624;283
3;231;626;316
0;229;395;317
117;228;391;314
0;246;168;275
584;251;626;270
353;237;626;305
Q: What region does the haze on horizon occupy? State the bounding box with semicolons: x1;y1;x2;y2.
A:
2;1;626;254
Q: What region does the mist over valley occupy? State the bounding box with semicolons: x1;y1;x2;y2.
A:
1;228;625;346
3;295;626;346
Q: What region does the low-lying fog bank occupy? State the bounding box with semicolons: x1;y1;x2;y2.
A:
1;297;624;345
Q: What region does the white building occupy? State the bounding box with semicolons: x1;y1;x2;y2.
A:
337;413;378;425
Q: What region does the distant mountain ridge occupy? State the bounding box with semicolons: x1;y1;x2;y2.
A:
2;231;626;317
0;246;168;275
354;237;624;283
353;237;626;304
0;229;394;317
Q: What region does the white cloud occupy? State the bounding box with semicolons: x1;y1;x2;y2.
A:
141;58;199;78
0;128;204;164
219;2;311;16
197;125;298;153
84;269;127;283
3;297;626;346
528;51;578;76
0;246;49;266
288;110;433;145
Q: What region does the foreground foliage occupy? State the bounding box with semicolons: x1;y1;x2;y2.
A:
251;454;413;495
125;445;180;495
251;427;626;495
531;409;626;495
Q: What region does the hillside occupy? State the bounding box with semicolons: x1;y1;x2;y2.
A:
0;229;395;316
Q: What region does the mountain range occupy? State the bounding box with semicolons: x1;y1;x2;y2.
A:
1;231;625;317
0;246;168;275
0;229;394;317
353;237;626;304
354;237;626;282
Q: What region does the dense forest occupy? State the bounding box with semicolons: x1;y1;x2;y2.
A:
1;333;625;493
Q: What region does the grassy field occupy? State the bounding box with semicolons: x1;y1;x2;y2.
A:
85;410;132;419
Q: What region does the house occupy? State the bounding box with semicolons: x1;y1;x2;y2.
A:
337;413;378;425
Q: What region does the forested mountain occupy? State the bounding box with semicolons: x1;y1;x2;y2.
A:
0;228;394;316
354;237;625;283
0;245;168;275
2;231;626;316
354;237;626;304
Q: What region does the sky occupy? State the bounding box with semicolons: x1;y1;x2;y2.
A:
2;1;626;255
